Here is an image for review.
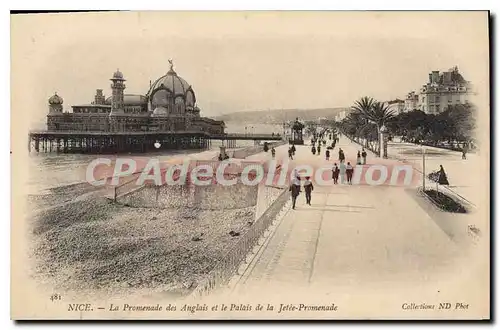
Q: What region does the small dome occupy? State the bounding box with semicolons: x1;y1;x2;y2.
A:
48;92;63;105
112;69;124;80
152;106;168;116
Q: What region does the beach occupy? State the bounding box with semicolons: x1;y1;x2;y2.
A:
26;136;287;298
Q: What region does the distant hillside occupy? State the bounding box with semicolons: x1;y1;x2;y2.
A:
212;108;349;124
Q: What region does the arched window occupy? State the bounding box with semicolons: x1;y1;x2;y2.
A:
186;91;195;107
152;89;171;108
174;96;185;114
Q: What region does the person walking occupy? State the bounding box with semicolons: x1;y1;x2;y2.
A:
346;162;354;184
317;145;321;156
361;148;367;165
325;149;330;161
289;175;301;209
304;176;314;205
339;161;346;184
288;147;293;160
338;148;345;163
356;151;362;165
311;145;316;155
462;145;468;160
271;147;276;159
291;144;296;156
332;163;340;184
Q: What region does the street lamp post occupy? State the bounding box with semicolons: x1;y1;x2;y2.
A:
422;146;426;191
379;125;387;158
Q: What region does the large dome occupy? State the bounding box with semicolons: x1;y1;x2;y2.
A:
149;69;192;96
147;63;196;103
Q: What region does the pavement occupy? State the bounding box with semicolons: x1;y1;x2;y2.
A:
227;136;484;308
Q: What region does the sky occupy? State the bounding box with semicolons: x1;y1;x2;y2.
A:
11;11;489;129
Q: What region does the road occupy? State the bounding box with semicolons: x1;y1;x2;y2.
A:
384;140;486;208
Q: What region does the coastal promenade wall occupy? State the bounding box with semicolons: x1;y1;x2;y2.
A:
117;179;259;210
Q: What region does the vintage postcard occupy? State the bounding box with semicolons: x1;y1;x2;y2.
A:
11;11;490;320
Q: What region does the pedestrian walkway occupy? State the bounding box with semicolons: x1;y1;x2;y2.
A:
229;137;465;299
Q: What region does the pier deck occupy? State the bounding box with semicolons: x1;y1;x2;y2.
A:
28;130;283;153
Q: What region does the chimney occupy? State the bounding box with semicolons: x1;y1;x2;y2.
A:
95;89;105;104
432;71;440;84
443;71;452;84
429;73;433;84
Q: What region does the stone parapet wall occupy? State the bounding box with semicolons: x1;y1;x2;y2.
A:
118;179;258;210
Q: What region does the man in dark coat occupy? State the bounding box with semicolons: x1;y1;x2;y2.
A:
338;148;345;163
332;163;340;184
289;176;301;209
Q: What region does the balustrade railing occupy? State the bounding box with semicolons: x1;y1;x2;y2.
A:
188;188;290;299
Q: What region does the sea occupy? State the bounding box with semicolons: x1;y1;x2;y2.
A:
27;122;283;195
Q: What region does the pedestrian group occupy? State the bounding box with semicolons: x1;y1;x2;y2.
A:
289;136;371;209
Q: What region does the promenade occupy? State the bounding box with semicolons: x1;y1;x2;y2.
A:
227;137;481;307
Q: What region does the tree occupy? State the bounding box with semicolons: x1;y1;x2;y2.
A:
352;96;376;118
352;97;395;134
304;121;318;138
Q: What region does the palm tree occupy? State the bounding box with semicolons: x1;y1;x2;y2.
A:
351;97;396;156
370;102;396;129
351;97;375;147
352;96;376;117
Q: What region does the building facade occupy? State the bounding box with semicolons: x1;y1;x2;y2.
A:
386;99;405;115
404;91;419;112
46;62;225;135
335;109;351;122
418;66;472;114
